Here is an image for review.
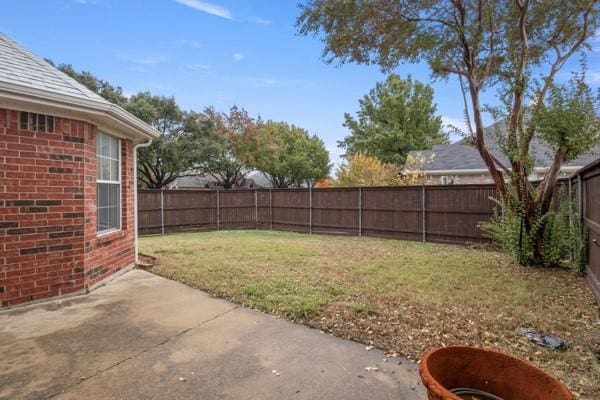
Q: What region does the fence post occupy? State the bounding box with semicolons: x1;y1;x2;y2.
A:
309;186;313;234
269;189;273;230
577;174;583;224
358;187;362;237
421;185;426;243
568;179;573;261
216;189;220;231
255;189;258;230
160;189;165;235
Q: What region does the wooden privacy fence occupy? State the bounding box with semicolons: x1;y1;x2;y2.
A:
571;160;600;303
138;184;498;244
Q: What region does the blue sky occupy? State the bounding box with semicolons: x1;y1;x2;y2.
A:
3;0;599;167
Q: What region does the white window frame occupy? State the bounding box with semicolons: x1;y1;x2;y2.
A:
96;132;122;235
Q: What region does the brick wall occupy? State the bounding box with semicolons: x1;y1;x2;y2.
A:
83;136;135;288
0;108;135;307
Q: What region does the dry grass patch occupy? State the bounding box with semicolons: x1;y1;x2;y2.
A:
140;230;599;397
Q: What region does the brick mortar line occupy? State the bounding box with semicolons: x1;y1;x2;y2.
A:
44;304;241;399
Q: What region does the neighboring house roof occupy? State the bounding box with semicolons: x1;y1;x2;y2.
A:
0;33;159;140
169;171;274;189
409;119;600;173
246;171;274;188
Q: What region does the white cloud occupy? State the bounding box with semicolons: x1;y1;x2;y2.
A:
175;39;203;49
185;63;211;71
174;0;232;20
72;0;96;4
117;54;168;65
250;17;272;25
233;52;245;61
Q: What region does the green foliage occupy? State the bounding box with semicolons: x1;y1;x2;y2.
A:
334;153;400;187
298;0;599;268
195;106;257;189
339;74;446;166
532;75;600;163
52;62;129;107
482;190;586;270
52;64;333;190
245;121;331;187
127;93;210;189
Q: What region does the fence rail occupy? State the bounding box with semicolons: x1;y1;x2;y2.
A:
138;184;498;245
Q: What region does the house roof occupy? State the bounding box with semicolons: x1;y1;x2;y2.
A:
169;171;275;189
0;33;159;140
409;119;600;173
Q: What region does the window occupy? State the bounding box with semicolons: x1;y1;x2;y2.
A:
96;132;121;233
19;112;54;133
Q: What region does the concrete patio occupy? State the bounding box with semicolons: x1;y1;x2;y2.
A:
0;269;424;400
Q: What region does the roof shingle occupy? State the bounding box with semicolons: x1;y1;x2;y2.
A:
0;33;110;104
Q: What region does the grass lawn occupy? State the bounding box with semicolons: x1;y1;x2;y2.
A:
140;230;599;397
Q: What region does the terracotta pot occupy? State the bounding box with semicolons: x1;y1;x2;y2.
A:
419;346;574;400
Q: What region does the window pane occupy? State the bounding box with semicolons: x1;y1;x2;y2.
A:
100;158;110;180
101;133;110;157
96;132;102;154
97;207;109;231
47;116;54;133
97;183;109;207
38;115;46;132
110;159;119;181
109;183;120;207
19;112;28;130
110;136;119;159
29;113;37;131
108;206;120;230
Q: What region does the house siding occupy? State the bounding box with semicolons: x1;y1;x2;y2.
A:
0;108;135;308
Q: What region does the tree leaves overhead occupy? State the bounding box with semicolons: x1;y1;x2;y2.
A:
340;74;446;166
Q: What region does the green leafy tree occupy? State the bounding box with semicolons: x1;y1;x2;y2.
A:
52;62;128;107
127;93;209;189
298;0;600;266
340;74;446;166
48;61;210;189
196;106;257;189
247;121;331;187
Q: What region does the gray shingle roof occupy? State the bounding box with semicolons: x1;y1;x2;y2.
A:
410;119;600;171
0;33;110;104
0;33;159;139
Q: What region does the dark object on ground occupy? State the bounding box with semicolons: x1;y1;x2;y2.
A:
419;346;575;400
515;327;567;350
451;387;504;400
136;253;157;269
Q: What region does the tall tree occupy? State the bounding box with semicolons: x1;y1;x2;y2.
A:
298;0;600;265
53;62;129;107
246;121;331;188
127;93;208;189
196;106;257;189
340;74;447;166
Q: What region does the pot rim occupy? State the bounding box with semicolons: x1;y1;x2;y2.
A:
418;345;574;400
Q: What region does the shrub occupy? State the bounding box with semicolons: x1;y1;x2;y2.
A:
481;188;586;270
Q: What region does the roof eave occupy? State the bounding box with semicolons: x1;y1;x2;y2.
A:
422;166;584;175
0;81;160;140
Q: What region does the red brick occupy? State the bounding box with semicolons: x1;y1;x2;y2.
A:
0;107;135;308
